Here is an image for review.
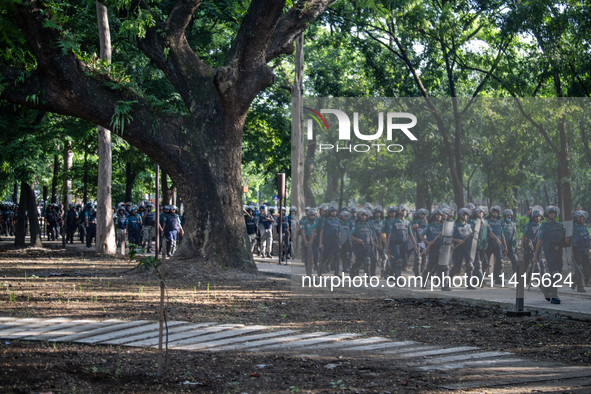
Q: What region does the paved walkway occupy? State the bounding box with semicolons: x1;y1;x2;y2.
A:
255;258;591;322
1;316;590;390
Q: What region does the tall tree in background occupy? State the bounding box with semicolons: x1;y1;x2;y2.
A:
95;0;116;253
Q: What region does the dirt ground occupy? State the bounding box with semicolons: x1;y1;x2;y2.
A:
1;243;590;393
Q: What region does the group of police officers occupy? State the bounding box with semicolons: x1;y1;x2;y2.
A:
245;201;591;305
1;201;185;257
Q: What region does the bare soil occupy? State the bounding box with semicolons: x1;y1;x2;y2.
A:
1;242;590;393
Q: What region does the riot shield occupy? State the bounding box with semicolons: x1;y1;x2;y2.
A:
469;219;481;263
563;220;573;271
340;226;350;246
438;221;455;266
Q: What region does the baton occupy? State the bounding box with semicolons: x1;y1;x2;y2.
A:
420;232;442;256
451;230;478;253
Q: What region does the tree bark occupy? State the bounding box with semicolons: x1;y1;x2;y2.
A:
51;155;59;204
12;181;18;204
303;136;317;207
1;0;335;269
290;33;304;256
579;119;591;169
161;171;172;205
42;185;48;204
125;162;137;202
83;150;88;204
416;182;427;209
62;140;73;207
95;1;115;254
15;182;27;247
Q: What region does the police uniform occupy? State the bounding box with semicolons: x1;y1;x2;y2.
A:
319;212;341;275
486;216;505;283
86;209;97;247
245;211;257;249
502;217;518;273
450;220;474;281
339;213;353;273
572;216;590;292
422;221;443;280
126;212;142;246
162;211;182;256
536;210;565;303
45;207;58;241
471;216;490;280
115;211;127;248
257;211;274;257
387;217;412;278
143;207;156;252
523;220;544;274
299;215;318;272
412;214;428;275
64;207;78;244
350;220;374;276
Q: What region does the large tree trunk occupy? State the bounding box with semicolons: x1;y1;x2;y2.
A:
416;182;427;209
2;0;334;270
82;151;88;203
290;33;304;256
161;171;172;205
51;154;59;203
25;182;43;247
12;181;18;204
15;182;27;247
125;162;137;202
62;140;73;207
557;114;572;221
95;1;115;254
303;134;317;207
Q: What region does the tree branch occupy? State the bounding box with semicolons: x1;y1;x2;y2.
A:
265;0;335;62
136;0;214;112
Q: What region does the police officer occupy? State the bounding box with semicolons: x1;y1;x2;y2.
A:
386;204;419;279
257;206;275;258
314;203;329;269
451;208;476;288
86;205;97;248
115;206;127;250
277;207;290;262
64;203;78;244
142;203;156;253
472;206;492;281
350;209;374;277
533;206;567;304
78;204;88;243
158;205;168;254
370;205;387;276
126;205;143;246
412;209;429;276
521;208;544;277
318;206;341;275
138;204;146;246
300;208;318;274
2;204;13;236
421;209;444;286
486;206;507;284
572;210;590;293
45;204;58;241
245;206;257;250
160;205;184;257
502;209;518;274
339;210;353;274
